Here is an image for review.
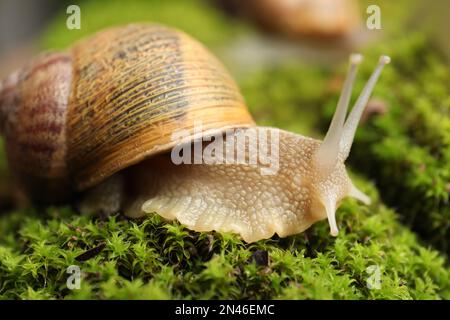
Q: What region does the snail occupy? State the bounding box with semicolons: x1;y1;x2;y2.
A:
0;24;390;243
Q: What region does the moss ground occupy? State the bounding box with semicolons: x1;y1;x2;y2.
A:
0;0;449;299
0;178;449;299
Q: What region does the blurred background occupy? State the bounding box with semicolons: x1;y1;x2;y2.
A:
0;0;449;77
0;0;449;254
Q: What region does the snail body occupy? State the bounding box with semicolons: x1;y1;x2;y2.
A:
0;24;389;242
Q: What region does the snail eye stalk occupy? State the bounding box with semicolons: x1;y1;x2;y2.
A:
340;55;391;159
314;54;390;176
315;53;362;177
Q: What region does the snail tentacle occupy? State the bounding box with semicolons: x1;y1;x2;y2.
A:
348;182;371;205
340;55;391;158
315;53;362;176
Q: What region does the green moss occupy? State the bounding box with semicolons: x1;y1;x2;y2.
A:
0;177;448;300
240;63;330;137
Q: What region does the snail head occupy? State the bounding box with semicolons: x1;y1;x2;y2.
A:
311;54;390;236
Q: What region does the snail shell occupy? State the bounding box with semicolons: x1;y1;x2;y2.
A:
0;24;254;202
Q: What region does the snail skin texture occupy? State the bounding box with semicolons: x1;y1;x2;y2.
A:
0;24;390;243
